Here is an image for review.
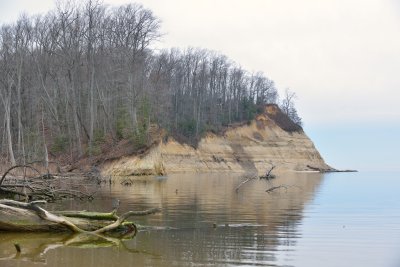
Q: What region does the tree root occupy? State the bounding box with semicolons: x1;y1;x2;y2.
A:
0;163;98;201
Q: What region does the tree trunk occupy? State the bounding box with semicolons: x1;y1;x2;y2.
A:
5;92;16;166
16;57;24;160
41;107;49;170
89;65;95;155
0;204;123;232
0;200;159;234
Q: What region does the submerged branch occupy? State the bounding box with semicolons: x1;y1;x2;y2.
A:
93;208;161;234
265;185;288;193
55;210;119;221
236;164;277;192
235;175;257;192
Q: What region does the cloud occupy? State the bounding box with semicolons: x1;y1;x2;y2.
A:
0;0;54;24
130;0;400;124
1;0;399;124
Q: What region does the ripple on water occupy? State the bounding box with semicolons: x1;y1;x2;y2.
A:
1;172;400;267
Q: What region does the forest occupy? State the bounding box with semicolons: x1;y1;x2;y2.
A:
0;0;302;166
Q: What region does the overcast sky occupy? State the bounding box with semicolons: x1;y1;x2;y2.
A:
1;0;399;170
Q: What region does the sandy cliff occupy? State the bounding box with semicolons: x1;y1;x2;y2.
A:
101;105;331;176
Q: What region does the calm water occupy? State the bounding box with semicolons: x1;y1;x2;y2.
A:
1;171;399;267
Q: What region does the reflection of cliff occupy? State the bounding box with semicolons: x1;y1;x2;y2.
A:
111;172;324;264
102;105;330;176
108;172;325;265
110;172;324;229
0;173;324;266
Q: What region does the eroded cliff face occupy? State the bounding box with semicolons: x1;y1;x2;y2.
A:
101;105;331;176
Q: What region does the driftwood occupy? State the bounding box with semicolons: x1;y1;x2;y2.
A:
0;199;160;238
235;165;301;194
265;185;288;193
259;165;276;179
235;175;258;192
0;164;100;201
306;165;357;173
235;165;277;192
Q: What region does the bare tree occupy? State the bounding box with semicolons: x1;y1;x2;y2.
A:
280;88;302;126
0;0;301;166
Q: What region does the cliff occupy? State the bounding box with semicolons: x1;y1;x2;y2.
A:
101;105;331;176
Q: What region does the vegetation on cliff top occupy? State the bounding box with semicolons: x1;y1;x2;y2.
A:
0;0;302;166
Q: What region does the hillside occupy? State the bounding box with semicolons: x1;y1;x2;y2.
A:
101;105;331;176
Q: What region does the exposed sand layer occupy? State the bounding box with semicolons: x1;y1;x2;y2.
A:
101;106;331;176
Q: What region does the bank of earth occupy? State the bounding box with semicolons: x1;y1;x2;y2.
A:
101;105;331;177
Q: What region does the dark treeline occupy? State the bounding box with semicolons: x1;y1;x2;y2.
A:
0;0;301;165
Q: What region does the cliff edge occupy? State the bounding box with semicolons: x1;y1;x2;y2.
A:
101;105;331;176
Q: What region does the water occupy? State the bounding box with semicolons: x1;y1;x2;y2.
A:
0;171;399;266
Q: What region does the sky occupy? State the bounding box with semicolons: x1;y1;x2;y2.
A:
0;0;399;171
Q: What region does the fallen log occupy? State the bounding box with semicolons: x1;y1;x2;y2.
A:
0;199;160;238
306;165;358;173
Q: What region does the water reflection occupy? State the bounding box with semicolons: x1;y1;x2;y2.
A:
0;172;324;266
0;232;146;263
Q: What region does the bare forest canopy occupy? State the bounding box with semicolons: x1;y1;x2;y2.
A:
0;0;302;166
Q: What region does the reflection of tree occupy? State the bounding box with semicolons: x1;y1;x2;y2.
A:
0;232;157;263
111;173;324;265
0;173;323;266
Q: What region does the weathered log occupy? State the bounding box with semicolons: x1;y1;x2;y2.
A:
0;199;160;237
0;203;123;232
54;210;119;220
55;209;161;221
306;165;357;172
